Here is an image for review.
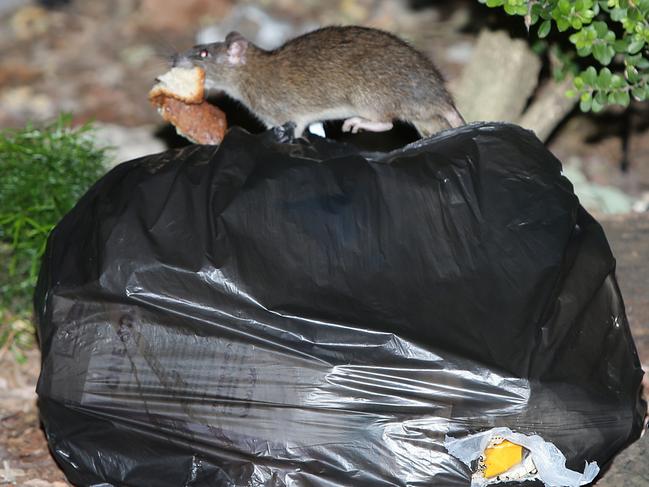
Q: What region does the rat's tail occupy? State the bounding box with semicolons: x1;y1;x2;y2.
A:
413;107;465;138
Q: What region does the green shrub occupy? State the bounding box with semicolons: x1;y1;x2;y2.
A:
479;0;649;112
0;114;107;357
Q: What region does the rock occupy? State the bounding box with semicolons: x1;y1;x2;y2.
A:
92;123;166;168
562;158;634;214
0;86;55;121
0;61;42;89
23;480;68;487
518;76;578;142
595;434;649;486
195;4;315;49
455;29;541;123
628;107;649;191
632;192;649;213
136;0;232;33
10;6;51;40
120;44;157;67
0;462;25;484
600;214;649;364
0;0;29;16
444;40;473;64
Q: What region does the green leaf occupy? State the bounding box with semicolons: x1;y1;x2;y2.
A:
599;45;615;64
614;38;630;52
625;53;642;65
614;90;631;106
515;4;528;15
577;46;593;56
593;21;608;37
628;40;645;54
583;66;598;85
610;74;625;88
574;76;585;89
625;66;639;82
531;3;543;16
504;3;518;15
592;91;605;112
531;39;549;54
597;67;613;88
557;18;571;31
628;7;643;21
539;20;552;38
610;8;627;21
580;92;593;111
631;86;647;100
593;43;611;63
559;0;571;14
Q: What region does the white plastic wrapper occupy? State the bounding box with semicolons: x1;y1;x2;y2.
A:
445;427;600;487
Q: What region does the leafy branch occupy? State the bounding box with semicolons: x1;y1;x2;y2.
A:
479;0;649;111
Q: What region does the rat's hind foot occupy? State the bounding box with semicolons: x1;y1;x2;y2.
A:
342;117;393;134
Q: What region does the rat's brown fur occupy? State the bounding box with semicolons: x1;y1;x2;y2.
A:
177;26;465;138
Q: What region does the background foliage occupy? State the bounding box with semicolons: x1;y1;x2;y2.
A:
0;115;106;358
479;0;649;111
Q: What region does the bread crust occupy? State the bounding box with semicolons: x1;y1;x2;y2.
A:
149;67;226;145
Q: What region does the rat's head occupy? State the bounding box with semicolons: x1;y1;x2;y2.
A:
172;32;250;91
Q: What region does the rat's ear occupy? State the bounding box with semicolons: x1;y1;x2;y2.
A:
225;31;248;65
226;31;246;44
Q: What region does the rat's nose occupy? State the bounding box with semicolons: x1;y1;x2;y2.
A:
170;54;194;69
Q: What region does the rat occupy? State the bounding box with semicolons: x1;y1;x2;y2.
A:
172;26;465;138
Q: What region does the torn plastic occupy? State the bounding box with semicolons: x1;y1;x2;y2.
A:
445;427;599;486
35;123;646;486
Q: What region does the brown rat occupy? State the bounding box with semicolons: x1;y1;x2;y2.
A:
173;26;465;138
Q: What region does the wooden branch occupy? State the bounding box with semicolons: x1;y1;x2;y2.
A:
517;76;578;142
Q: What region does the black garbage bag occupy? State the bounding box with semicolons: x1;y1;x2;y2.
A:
35;123;645;487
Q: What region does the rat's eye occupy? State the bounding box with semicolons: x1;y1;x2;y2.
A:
199;49;210;58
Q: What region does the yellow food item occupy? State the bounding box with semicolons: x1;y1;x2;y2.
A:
483;440;523;478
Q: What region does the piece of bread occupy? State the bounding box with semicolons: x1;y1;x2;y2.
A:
149;67;227;145
149;67;205;104
154;97;227;145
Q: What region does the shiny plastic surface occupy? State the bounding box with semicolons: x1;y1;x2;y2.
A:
35;123;645;486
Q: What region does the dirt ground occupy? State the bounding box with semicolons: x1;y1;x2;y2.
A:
0;350;68;486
